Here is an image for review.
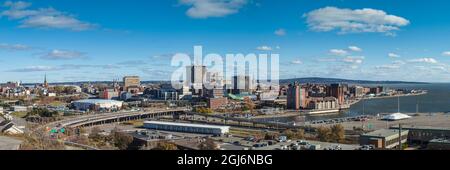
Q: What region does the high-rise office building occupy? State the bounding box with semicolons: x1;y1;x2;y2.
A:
185;65;206;94
287;82;307;110
231;75;255;94
327;84;344;105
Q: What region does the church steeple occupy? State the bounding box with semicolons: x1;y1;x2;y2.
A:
44;74;49;88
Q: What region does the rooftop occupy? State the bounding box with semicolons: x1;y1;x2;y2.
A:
73;99;123;104
429;138;450;144
362;129;408;138
144;121;230;130
391;125;450;131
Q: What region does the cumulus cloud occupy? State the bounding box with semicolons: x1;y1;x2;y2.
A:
329;49;348;56
388;53;400;58
40;49;85;60
442;51;450;56
1;1;96;31
304;6;410;35
408;58;438;64
256;45;272;51
179;0;248;19
342;56;364;64
274;28;286;36
348;46;362;52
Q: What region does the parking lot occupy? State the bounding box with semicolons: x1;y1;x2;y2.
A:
213;134;360;150
0;136;22;150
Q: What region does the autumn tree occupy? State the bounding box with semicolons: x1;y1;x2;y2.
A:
330;124;345;142
89;127;103;141
198;139;219;150
243;97;255;114
283;129;305;140
316;126;332;142
264;132;279;140
110;130;134;150
153;142;178;150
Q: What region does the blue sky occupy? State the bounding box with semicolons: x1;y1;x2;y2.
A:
1;0;450;83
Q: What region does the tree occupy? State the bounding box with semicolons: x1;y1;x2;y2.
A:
283;129;305;140
330;124;345;142
198;139;218;150
264;132;279;140
295;129;305;140
153;142;178;150
110;130;133;150
195;107;213;114
53;86;65;94
26;108;59;118
243;97;255;113
316;126;332;142
89;127;103;141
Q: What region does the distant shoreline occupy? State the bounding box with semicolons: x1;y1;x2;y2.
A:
251;92;429;120
8;77;434;86
360;91;428;101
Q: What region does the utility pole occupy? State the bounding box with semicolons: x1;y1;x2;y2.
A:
398;123;402;150
416;100;419;115
362;96;365;115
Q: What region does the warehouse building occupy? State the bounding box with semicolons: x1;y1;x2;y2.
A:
143;121;230;135
390;125;450;144
72;99;123;111
360;129;409;149
427;139;450;150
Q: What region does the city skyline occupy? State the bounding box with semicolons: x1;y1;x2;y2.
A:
1;0;450;83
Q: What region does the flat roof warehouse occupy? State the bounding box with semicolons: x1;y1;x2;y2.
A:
143;121;230;135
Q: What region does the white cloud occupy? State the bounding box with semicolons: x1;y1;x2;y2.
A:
0;43;31;51
179;0;248;19
348;46;362;52
274;28;286;36
329;49;348;56
375;65;401;70
256;45;272;51
291;60;302;64
392;60;406;65
3;1;31;10
388;53;400;58
408;58;438;64
342;56;364;64
442;51;450;56
304;6;410;35
8;66;61;72
1;2;96;31
40;49;85;60
117;60;148;66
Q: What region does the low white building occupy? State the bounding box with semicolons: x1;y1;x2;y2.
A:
11;106;28;112
143;121;230;135
72;99;123;111
382;113;411;121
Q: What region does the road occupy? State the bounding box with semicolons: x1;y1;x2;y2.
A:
310;113;450;131
0;136;22;150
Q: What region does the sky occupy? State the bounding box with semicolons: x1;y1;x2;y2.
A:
1;0;450;83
